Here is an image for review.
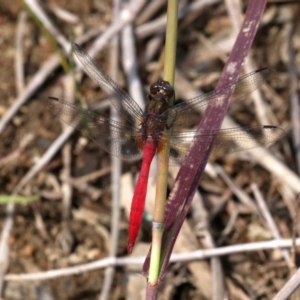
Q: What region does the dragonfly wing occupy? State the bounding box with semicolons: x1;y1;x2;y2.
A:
167;67;272;129
168;125;285;164
73;44;143;121
210;125;285;157
46;97;143;162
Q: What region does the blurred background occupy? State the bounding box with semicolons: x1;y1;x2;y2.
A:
0;0;299;299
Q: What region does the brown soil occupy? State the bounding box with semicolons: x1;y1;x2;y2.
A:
0;1;299;299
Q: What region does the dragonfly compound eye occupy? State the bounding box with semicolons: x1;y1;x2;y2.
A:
149;84;160;95
161;84;174;98
149;80;174;98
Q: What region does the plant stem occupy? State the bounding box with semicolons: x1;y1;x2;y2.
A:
148;0;178;285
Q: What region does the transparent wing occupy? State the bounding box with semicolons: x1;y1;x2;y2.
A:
167;125;285;164
46;97;143;162
73;43;143;121
166;67;272;129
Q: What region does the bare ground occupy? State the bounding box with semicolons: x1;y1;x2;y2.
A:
0;0;299;299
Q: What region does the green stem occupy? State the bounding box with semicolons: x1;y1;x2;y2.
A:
148;0;178;284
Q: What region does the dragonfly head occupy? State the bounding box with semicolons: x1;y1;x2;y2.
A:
149;79;174;103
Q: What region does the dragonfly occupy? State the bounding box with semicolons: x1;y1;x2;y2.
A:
46;43;284;253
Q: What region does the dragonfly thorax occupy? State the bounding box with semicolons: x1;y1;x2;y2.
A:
140;109;167;145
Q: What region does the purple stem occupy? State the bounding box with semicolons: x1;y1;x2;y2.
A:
143;0;268;280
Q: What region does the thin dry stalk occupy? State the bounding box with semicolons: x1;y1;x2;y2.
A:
0;202;14;294
24;0;70;52
251;183;291;266
191;192;225;300
121;24;145;109
273;267;300;300
0;55;60;134
70;181;102;200
0;134;34;167
60;75;76;254
70;167;111;184
215;164;257;212
3;238;300;283
99;0;122;298
48;3;79;24
85;0;146;59
225;0;242;33
143;35;164;66
136;0;167;25
225;0;276;126
15;11;27;94
286;19;300;173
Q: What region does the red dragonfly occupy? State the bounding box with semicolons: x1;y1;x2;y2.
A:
46;44;284;253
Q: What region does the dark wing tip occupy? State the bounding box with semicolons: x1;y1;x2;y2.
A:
73;43;81;51
255;66;275;76
73;43;85;57
262;125;286;134
256;66;269;72
47;96;59;101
